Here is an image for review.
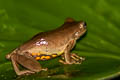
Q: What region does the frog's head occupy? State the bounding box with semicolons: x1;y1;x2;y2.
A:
74;21;87;40
64;18;87;39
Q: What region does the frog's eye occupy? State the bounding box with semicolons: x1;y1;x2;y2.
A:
79;21;87;29
65;18;75;23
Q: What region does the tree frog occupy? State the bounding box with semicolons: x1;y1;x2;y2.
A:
6;18;87;76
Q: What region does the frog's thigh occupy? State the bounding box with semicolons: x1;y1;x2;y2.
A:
16;54;42;72
11;54;35;75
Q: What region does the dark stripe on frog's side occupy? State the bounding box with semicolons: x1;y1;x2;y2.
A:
32;53;58;61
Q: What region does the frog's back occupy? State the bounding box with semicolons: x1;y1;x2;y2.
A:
20;22;79;50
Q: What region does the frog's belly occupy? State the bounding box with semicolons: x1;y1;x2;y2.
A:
31;52;62;61
28;46;65;61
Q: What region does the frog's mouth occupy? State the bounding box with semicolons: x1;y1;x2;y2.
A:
81;29;87;36
75;30;86;40
79;21;87;36
76;29;87;40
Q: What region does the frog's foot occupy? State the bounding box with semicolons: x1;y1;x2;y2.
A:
59;53;85;64
71;53;85;64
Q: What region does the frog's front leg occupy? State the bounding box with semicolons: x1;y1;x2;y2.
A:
11;52;47;75
59;40;85;64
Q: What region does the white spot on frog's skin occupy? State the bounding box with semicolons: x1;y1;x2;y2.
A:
40;41;48;45
40;38;45;41
36;42;40;45
79;24;83;29
75;32;79;36
36;38;48;46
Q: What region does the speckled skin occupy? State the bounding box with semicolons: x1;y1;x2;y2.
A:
6;18;87;75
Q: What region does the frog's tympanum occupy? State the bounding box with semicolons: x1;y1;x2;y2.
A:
6;18;87;75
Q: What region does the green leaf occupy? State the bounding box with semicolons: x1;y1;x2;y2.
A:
0;0;120;80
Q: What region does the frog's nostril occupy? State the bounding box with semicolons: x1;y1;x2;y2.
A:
83;22;87;28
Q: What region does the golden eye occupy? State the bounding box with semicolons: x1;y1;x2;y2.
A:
79;24;83;29
79;21;87;29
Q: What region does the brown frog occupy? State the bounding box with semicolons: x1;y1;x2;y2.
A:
6;18;87;76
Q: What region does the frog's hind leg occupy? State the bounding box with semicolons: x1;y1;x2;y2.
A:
11;54;35;75
11;53;47;75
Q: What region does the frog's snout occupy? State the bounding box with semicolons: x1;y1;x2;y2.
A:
83;22;87;28
79;21;87;29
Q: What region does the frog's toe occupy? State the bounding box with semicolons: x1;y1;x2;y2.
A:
71;53;85;64
59;59;65;64
59;59;75;64
59;59;70;64
17;70;35;76
71;53;85;61
41;68;48;71
25;71;35;75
